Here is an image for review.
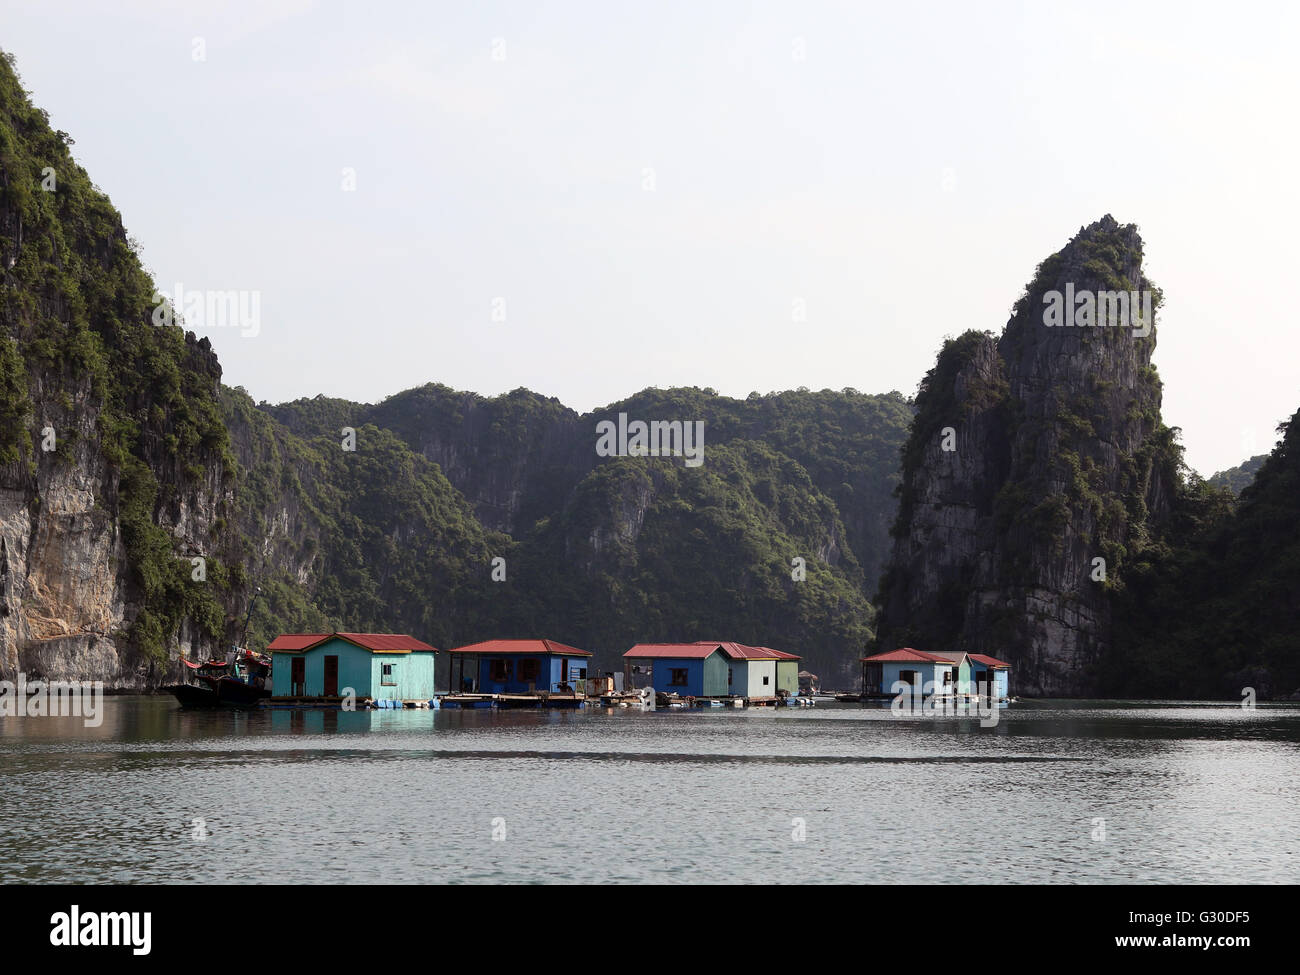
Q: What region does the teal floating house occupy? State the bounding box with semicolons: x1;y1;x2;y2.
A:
268;632;438;702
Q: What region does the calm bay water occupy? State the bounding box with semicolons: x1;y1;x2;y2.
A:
1;696;1296;884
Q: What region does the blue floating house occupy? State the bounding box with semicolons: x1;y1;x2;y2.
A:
860;648;1010;700
623;642;801;698
268;632;438;702
446;639;593;695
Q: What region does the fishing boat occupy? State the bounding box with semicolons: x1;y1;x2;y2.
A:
164;647;272;708
165;589;272;709
163;679;220;708
162;657;229;708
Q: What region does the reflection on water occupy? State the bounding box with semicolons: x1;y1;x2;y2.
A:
1;696;1297;884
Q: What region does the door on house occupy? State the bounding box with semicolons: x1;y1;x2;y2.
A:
975;670;989;698
560;656;568;688
291;657;305;696
324;655;339;696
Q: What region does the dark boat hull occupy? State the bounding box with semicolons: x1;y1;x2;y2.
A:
164;683;221;708
216;677;271;708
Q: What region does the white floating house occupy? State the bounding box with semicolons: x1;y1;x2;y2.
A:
860;647;1010;700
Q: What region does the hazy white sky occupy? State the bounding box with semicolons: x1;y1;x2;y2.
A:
3;0;1296;475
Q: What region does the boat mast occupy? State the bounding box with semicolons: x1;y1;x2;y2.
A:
239;585;262;651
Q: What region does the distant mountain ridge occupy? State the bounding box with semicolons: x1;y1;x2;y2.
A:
256;383;913;680
1207;454;1267;495
3;50;1294;697
0;50;910;686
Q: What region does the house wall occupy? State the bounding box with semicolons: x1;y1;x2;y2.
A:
645;657;704;695
475;655;538;694
702;652;730;696
370;651;436;701
971;667;1009;698
776;661;798;694
546;655;590;692
472;654;592;694
271;638;375;698
725;660;746;696
955;658;971;695
877;661;952;696
746;660;777;697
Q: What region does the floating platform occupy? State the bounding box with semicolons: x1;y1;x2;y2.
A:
261;697;437;710
439;693;586;710
599;691;645;707
439;694;497;709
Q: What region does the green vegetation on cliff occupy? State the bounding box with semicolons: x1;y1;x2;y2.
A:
1;50;234;662
1207;454;1267;496
253;383;909;678
1107;412;1299;697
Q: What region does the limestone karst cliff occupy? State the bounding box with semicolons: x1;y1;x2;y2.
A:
875;216;1181;695
0;48;908;686
0;51;242;687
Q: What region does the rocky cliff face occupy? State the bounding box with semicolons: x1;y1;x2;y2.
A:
0;49;912;688
0;328;236;688
0;51;250;686
876;216;1179;695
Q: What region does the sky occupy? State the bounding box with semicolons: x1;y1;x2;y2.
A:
2;0;1297;476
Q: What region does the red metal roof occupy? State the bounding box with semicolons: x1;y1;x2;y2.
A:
267;632;437;653
746;645;801;660
625;642;801;660
446;639;591;657
625;643;724;659
860;647;946;663
710;642;801;660
267;633;333;651
861;647;1012;668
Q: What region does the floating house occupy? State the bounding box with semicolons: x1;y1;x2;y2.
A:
446;639;592;696
268;632;438;703
623;642;801;699
860;648;1010;699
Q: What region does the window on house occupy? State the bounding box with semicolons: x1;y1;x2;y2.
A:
669;668;688;686
490;659;512;681
943;670;954;685
517;659;540;682
762;675;770;686
381;663;396;686
575;668;587;679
